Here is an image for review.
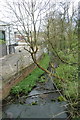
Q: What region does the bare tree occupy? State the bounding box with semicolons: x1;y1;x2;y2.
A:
5;0;65;81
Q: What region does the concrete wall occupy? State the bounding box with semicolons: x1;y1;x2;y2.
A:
2;55;43;100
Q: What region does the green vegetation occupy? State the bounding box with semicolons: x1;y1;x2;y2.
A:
38;76;46;83
58;50;78;64
53;46;78;118
55;51;78;100
43;7;79;118
0;39;6;44
31;101;38;105
11;54;50;95
57;96;66;102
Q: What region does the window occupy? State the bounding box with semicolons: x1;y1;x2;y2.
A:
0;31;5;41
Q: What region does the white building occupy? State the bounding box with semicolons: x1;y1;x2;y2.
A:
0;21;16;55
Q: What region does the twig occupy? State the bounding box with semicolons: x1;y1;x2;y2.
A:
52;111;68;118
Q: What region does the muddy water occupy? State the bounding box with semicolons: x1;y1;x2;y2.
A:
2;74;68;119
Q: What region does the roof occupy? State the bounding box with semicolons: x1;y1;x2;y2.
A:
0;20;10;26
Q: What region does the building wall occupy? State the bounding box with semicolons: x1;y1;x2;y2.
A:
0;24;16;56
6;25;16;45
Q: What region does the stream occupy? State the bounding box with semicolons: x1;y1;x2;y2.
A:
2;73;69;119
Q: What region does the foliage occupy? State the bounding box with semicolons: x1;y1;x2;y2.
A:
31;101;38;105
58;49;78;63
43;5;78;116
55;52;78;100
50;44;79;118
11;54;50;95
0;40;6;44
57;96;66;102
38;76;46;83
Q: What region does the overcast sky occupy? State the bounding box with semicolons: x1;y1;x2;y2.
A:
0;0;79;23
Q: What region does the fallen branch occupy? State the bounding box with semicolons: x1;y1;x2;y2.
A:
27;90;61;98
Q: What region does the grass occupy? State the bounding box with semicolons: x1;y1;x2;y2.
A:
11;54;50;95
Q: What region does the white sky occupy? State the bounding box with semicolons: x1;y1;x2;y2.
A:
0;0;79;23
